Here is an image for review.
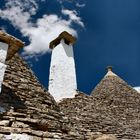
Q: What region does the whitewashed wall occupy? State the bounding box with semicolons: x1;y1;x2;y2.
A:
3;134;31;140
49;40;77;102
0;42;8;93
134;87;140;93
0;42;8;63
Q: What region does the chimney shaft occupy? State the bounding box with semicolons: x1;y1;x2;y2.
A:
48;31;77;102
0;42;8;92
0;31;24;93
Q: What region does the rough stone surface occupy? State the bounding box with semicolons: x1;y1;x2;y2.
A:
59;71;140;140
49;31;76;49
0;53;119;140
1;32;140;140
0;54;76;140
0;32;120;140
59;91;100;139
91;73;140;139
95;134;117;140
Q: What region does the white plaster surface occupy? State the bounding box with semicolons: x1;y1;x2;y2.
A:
134;87;140;93
5;134;32;140
0;42;8;63
0;62;7;93
105;70;117;77
49;40;77;102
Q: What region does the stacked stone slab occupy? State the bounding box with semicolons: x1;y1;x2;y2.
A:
59;91;117;140
0;32;83;140
90;68;140;139
1;31;140;140
59;68;140;140
59;91;97;139
0;54;66;139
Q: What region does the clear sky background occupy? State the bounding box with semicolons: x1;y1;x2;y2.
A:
0;0;140;94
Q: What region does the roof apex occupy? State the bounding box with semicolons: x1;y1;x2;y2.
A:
105;66;117;77
105;70;117;77
0;31;24;60
49;31;76;49
91;67;131;96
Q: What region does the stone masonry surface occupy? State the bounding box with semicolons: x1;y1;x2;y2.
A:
0;53;116;140
0;54;82;140
59;72;140;140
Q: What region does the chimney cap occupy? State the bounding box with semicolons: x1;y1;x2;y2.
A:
0;31;24;60
49;31;76;49
106;66;113;71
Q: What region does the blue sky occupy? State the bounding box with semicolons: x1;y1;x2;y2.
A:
0;0;140;94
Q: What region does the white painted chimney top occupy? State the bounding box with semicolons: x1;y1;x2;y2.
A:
0;31;24;93
49;31;76;49
49;31;77;102
0;31;24;60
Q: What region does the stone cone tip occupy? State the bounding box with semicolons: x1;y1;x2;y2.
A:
105;66;117;77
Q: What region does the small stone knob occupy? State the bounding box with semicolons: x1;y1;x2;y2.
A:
106;66;113;72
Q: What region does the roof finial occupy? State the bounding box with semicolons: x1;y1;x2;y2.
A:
105;66;117;77
107;66;113;72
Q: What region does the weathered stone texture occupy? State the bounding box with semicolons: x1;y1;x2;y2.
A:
0;54;72;139
59;74;140;140
0;44;139;139
91;75;140;139
59;92;104;139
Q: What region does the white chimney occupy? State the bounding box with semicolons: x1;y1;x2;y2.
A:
0;42;8;92
0;42;8;63
0;31;24;93
48;31;77;102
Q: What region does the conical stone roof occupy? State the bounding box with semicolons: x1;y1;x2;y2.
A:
90;68;140;139
59;68;140;140
59;91;116;140
0;54;81;140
